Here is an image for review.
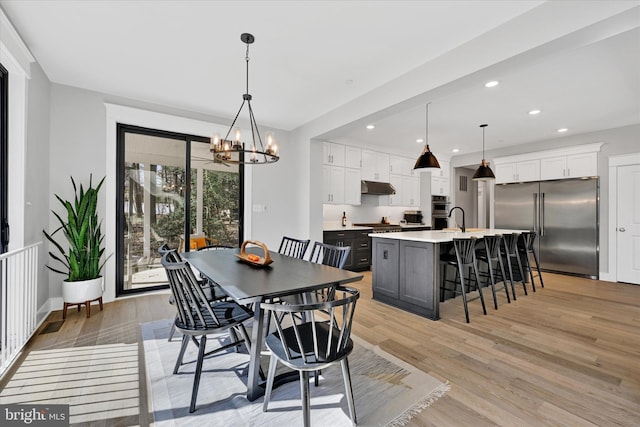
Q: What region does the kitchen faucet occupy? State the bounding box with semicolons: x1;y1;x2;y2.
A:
448;206;466;232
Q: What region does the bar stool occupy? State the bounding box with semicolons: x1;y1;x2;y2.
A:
519;231;544;290
475;234;512;309
440;237;487;323
502;233;528;298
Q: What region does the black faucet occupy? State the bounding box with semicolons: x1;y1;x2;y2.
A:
448;206;466;232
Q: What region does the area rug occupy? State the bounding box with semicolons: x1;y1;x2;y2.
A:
0;343;141;424
142;319;449;426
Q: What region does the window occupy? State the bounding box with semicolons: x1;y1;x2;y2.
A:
115;124;243;296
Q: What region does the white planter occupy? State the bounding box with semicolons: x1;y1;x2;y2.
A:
63;277;104;303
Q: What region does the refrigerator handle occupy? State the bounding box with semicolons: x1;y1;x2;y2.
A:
541;192;545;236
533;193;538;232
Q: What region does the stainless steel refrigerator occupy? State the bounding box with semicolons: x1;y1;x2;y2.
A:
494;178;598;278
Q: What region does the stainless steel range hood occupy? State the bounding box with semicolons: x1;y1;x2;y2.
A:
361;180;396;195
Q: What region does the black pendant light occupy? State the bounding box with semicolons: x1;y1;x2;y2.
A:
472;124;495;181
414;103;440;169
210;33;279;165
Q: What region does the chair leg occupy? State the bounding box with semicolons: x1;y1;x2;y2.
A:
532;249;544;288
523;251;536;292
300;371;311;427
497;256;511;303
189;335;207;413
485;259;498;310
473;261;487;315
173;334;189;374
458;267;470;323
514;253;528;296
262;355;278;412
168;322;176;342
341;358;358;426
503;245;517;301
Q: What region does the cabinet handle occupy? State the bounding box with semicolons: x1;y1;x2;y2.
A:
567;168;570;176
360;258;368;262
360;243;367;247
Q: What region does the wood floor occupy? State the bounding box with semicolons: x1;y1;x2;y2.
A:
2;272;639;426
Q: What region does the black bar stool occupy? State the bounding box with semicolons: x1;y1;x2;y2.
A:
502;233;528;298
475;234;512;309
519;231;544;290
440;237;487;323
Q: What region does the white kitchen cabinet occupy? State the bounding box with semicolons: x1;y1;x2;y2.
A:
344;168;361;205
322;165;345;204
389;156;404;176
387;174;403;206
402;157;417;176
322;141;345;167
361;150;390;182
431;176;449;196
540;152;597;180
431;160;450;179
345;146;362;169
495;159;540;183
402;176;420;206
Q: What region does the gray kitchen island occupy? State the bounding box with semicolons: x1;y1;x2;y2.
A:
370;229;527;320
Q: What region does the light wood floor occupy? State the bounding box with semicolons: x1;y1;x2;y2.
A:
2;272;639;426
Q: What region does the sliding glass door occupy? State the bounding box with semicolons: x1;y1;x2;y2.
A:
116;124;243;296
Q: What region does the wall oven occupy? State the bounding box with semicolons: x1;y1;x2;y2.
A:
431;195;450;230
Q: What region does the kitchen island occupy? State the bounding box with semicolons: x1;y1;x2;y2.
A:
370;229;526;320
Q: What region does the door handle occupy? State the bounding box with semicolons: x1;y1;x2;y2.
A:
533;193;538;232
541;192;545;237
619;227;626;232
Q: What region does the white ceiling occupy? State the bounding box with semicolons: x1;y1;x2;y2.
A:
2;1;639;159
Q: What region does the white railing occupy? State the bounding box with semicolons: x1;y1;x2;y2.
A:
0;242;41;376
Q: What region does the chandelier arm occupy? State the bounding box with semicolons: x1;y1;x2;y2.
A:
224;100;247;141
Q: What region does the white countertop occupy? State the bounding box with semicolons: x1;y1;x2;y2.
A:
324;225;374;232
369;229;529;243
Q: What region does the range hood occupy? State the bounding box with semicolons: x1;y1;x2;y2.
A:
361;180;396;195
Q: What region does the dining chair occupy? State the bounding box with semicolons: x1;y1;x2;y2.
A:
278;236;311;259
518;231;544;290
439;237;486;323
261;286;360;427
308;241;351;269
161;253;254;413
475;234;512;308
502;233;528;297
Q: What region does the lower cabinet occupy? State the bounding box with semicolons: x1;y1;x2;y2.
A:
323;229;372;272
371;238;439;319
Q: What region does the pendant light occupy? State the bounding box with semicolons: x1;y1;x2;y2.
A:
413;103;440;169
472;124;495;181
210;33;279;165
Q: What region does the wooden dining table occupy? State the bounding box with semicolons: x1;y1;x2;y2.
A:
182;247;364;401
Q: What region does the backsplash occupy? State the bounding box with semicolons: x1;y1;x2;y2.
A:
323;204;410;227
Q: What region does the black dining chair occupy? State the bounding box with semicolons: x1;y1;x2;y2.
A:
261;286;360;427
519;231;544;290
161;253;254;413
278;236;311;259
440;237;487;323
308;241;351;269
502;233;528;297
475;234;513;307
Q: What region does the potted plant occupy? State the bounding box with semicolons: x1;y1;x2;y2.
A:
43;175;109;318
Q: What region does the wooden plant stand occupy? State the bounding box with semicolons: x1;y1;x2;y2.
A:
63;297;103;319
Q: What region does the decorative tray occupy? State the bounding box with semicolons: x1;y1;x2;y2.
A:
235;240;273;267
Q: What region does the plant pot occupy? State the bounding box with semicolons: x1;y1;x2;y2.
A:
62;277;103;304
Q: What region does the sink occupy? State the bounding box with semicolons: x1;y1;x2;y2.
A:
441;228;486;232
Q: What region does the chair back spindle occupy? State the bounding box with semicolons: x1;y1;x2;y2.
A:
309;242;351;269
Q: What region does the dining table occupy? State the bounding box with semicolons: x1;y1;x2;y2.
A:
181;246;364;401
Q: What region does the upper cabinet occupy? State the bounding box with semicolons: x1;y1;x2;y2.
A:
345;146;362;169
431;177;449;196
494;143;602;184
540;152;597;180
323;141;345;167
361;150;390;182
430;160;450;179
495;159;540;184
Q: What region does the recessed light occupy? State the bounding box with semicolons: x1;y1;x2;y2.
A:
529;109;541;115
557;128;568;133
484;80;499;88
452;148;460;153
366;124;375;130
416;138;424;143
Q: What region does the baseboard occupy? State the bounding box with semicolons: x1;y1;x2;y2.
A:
49;296;64;311
598;271;615;283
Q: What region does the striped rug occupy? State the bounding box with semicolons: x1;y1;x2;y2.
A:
143;319;449;426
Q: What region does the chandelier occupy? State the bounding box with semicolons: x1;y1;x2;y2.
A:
210;33;279;165
413;103;440;169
